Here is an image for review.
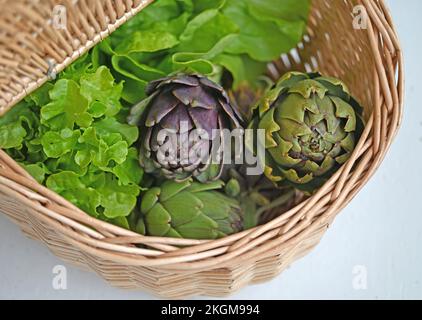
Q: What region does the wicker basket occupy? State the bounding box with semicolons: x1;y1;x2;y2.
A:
0;0;403;298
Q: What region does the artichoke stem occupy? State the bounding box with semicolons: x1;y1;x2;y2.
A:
255;190;296;218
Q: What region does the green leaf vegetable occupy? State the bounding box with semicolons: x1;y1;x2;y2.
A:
248;72;364;191
0;58;143;225
97;0;310;104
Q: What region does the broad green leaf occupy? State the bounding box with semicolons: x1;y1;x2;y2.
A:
117;77;148;104
222;1;306;61
214;54;267;88
115;30;179;55
110;55;165;103
178;10;239;53
193;0;226;13
111;55;166;83
247;0;310;22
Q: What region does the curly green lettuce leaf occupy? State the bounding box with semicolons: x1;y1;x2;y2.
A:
75;127;129;169
0;101;40;149
46;171;102;217
111;148;144;186
96;174;140;219
80;66;124;117
41;129;81;158
92;116;139;146
1;58;143;221
21;163;50;184
41;79;92;130
59;53;94;82
0;122;27;149
46;170;140;219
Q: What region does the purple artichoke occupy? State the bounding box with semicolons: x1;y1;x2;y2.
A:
128;74;243;182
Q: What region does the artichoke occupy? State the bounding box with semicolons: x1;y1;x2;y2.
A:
248;72;364;191
137;179;243;239
128;74;243;183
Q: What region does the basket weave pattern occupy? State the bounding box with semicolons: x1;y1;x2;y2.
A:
0;0;403;298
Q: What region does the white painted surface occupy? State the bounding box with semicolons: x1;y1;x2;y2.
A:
0;0;421;300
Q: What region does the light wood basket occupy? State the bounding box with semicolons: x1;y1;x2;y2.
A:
0;0;403;298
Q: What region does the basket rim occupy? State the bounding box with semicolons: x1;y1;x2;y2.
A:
0;0;156;116
0;0;404;271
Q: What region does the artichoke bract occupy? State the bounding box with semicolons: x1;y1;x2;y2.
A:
249;72;364;191
128;74;243;183
138;180;243;240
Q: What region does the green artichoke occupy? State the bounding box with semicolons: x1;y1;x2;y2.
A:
128;74;243;183
137;179;243;239
248;72;364;191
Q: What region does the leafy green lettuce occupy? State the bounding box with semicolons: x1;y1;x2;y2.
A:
97;0;310;103
0;57;143;226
